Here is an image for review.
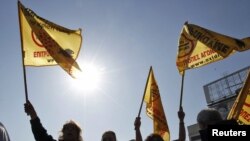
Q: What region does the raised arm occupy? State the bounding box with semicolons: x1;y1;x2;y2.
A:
24;101;56;141
178;106;186;141
24;100;38;120
134;117;143;141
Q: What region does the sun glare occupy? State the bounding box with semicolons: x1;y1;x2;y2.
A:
70;64;103;92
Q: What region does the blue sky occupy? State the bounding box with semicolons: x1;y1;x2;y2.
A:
0;0;250;141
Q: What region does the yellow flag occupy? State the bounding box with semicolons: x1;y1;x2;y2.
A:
18;1;82;78
176;22;250;74
227;70;250;125
144;67;170;141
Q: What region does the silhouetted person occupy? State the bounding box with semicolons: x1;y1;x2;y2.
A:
145;133;163;141
134;117;163;141
197;108;238;141
0;122;10;141
101;130;116;141
197;108;223;141
24;100;83;141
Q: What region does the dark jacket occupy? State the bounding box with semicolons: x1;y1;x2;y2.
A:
30;117;57;141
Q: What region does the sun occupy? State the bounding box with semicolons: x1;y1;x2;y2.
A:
69;63;103;92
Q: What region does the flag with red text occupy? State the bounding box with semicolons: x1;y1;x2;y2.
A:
144;67;170;141
227;70;250;125
18;1;82;78
176;22;250;74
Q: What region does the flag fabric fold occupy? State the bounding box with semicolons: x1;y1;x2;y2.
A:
18;1;82;78
176;22;250;74
227;70;250;125
144;67;170;141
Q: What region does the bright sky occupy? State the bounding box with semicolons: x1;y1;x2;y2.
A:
0;0;250;141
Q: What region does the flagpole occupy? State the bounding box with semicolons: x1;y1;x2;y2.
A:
179;70;185;109
178;21;188;109
18;1;29;102
22;54;29;102
138;66;152;117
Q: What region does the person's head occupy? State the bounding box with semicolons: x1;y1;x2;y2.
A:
145;133;163;141
102;130;116;141
59;120;83;141
197;108;223;130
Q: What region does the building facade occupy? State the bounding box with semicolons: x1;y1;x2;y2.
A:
187;65;250;141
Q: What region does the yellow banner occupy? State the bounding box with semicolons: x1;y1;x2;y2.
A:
18;1;82;78
238;94;250;125
227;70;250;125
176;23;250;74
144;67;170;141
